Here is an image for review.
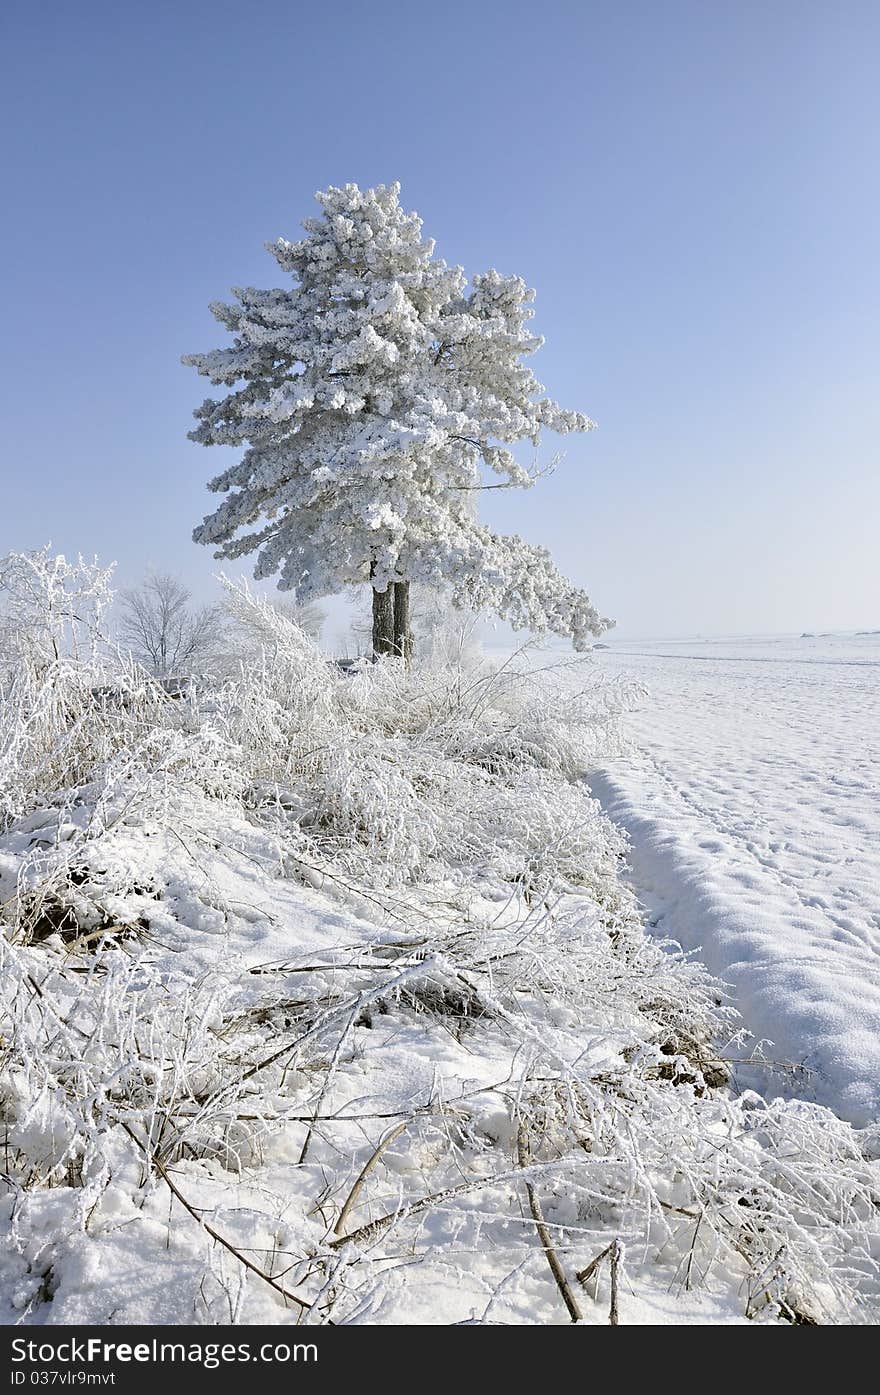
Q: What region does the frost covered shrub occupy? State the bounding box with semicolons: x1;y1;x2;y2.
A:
0;547;114;672
0;550;217;834
0;940;236;1189
2;870;877;1325
209;578;640;892
1;562;878;1326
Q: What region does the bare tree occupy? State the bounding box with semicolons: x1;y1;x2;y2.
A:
118;572;226;676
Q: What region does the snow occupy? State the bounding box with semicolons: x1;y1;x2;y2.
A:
0;796;762;1328
1;559;877;1326
590;631;880;1126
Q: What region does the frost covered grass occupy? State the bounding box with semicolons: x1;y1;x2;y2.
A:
1;565;878;1325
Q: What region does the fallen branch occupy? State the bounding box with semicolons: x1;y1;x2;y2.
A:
121;1122;318;1317
517;1123;582;1323
330;1155;564;1251
334;1121;408;1237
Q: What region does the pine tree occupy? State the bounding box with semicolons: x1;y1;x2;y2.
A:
184;182;609;655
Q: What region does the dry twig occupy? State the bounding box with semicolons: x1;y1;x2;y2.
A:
516;1123;582;1323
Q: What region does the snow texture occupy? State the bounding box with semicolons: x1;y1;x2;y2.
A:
590;632;880;1126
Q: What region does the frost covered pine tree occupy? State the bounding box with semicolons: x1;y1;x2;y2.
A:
184;182;610;657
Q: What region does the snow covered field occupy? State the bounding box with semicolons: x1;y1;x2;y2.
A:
590;632;880;1127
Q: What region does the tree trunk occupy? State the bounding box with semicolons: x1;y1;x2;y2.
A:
371;585;395;657
392;581;412;661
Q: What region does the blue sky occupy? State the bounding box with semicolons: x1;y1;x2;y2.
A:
2;0;878;640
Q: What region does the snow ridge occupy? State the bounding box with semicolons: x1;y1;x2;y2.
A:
588;633;880;1128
